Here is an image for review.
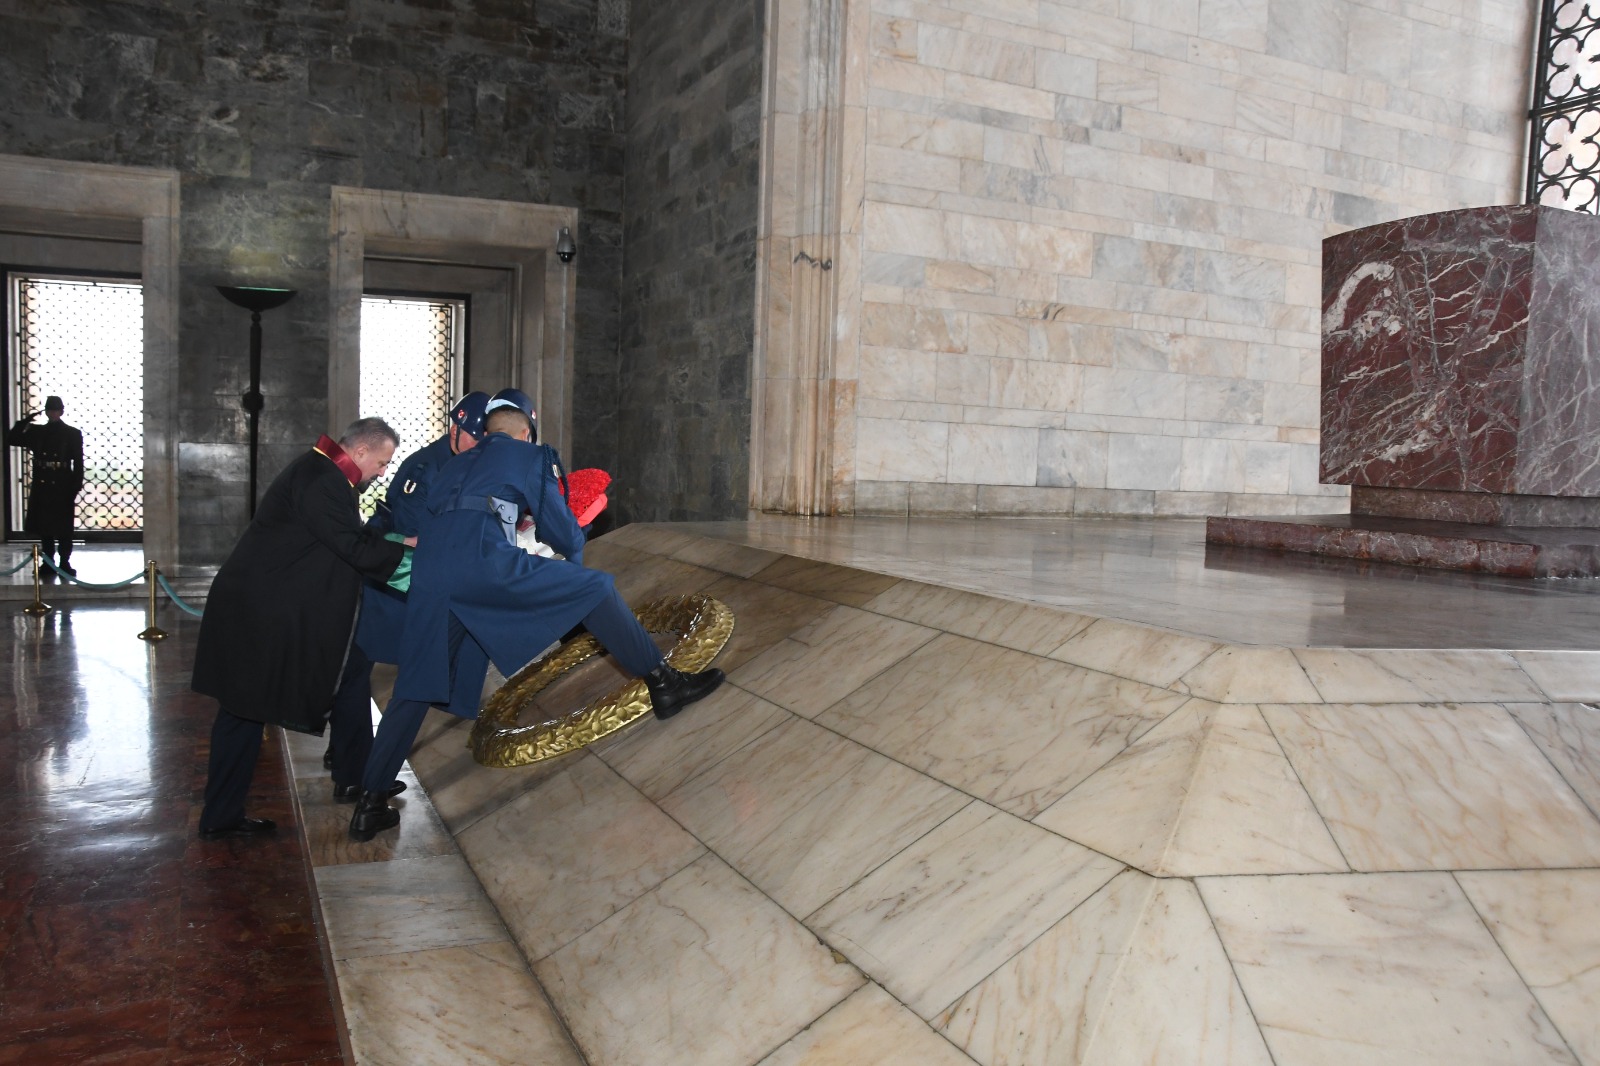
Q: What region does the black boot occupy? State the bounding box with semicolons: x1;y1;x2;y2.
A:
643;662;725;721
348;790;400;841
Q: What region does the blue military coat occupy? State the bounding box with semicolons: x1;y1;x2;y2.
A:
392;432;616;717
355;434;456;663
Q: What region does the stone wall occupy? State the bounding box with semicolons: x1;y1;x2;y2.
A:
613;0;764;522
761;0;1537;518
0;0;627;563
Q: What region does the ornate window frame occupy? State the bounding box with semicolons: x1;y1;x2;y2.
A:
1527;1;1600;212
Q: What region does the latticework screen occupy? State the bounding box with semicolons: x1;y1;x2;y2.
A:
357;296;462;518
8;276;144;534
1529;1;1600;211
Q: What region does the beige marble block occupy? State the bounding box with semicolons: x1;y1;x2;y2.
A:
669;535;786;578
336;941;583;1066
535;853;863;1066
1035;701;1347;876
697;574;838;671
758;983;975;1066
940;871;1274;1066
315;853;510;960
1506;702;1600;821
1457;869;1600;1066
749;556;902;606
1295;648;1545;704
1047;617;1220;687
810;801;1123;1018
1177;646;1323;703
456;754;706;961
1513;651;1600;703
864;580;1094;655
1202;872;1580;1066
730;603;939;717
1263;703;1600;871
818;633;1186;817
661;716;969;916
593;684;791;800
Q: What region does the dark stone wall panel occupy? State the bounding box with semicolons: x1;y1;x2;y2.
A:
0;0;627;564
614;0;761;523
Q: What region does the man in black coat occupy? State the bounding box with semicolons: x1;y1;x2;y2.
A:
6;395;84;575
192;418;409;839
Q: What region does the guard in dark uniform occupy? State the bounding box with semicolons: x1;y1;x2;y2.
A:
6;395;84;575
348;405;725;840
324;391;491;802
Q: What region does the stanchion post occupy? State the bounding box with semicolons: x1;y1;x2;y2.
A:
137;559;168;643
22;543;51;618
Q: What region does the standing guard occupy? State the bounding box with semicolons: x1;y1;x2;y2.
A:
7;395;84;575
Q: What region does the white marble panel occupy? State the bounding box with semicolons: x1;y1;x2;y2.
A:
1048;618;1220;688
1037;428;1108;488
1507;702;1600;820
1263;703;1600;871
947;424;1037;485
669;536;785;578
593;684;790;800
810;801;1122;1019
865;200;949;259
535;853;863;1066
758;983;974;1066
1457;869;1600;1066
1513;651;1600;702
863;580;1094;655
457;754;705;961
819;633;1186;817
315;853;509;960
730;604;938;717
940;870;1273;1066
1105;433;1182;491
337;941;583;1066
1177;646;1323;703
663;717;970;917
856;417;950;482
1297;648;1546;704
1202;872;1579;1066
1036;701;1346;876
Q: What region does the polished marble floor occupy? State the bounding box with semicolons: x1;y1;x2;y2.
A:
9;517;1600;1066
0;604;343;1065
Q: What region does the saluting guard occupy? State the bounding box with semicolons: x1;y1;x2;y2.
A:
6;395;84;575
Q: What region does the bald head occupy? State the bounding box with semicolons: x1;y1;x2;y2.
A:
486;407;533;440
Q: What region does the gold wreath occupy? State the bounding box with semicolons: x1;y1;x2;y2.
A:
469;594;736;768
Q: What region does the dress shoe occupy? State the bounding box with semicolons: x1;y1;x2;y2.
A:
199;816;277;840
58;562;76;576
348;790;400;841
643;662;725;721
333;781;405;803
322;747;334;770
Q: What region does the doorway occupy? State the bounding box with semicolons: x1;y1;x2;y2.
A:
5;271;144;542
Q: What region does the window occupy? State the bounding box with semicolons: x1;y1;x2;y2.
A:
357;295;465;518
1528;1;1600;211
6;273;144;536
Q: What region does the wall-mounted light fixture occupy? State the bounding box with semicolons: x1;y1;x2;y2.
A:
217;285;296;519
556;226;577;264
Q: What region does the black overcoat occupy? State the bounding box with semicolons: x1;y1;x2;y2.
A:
192;448;404;734
6;418;83;537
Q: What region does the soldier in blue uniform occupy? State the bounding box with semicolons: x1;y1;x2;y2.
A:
349;404;724;840
324;392;491;802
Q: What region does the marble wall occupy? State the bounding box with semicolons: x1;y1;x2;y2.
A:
756;0;1537;518
615;0;765;523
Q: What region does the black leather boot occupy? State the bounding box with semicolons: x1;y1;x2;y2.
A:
643;662;725;721
334;781;405;803
348;790;401;841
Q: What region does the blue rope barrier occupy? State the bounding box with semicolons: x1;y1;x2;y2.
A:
157;572;204;617
1;555;30;576
41;558;146;589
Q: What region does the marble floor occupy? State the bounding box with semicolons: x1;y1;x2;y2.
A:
9;516;1600;1065
0;604;343;1064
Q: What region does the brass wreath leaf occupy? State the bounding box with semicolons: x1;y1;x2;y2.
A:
469;594;735;768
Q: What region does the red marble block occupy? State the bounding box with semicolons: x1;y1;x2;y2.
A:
1321;204;1600;499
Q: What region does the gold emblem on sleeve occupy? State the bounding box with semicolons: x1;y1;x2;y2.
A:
470;594;735;767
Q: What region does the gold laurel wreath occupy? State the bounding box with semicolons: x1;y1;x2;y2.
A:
469;594;736;768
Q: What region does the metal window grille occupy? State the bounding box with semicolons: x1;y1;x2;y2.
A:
357;296;463;518
1528;1;1600;211
7;275;144;534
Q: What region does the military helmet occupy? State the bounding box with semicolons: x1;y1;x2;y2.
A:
487;387;536;441
449;391;491;439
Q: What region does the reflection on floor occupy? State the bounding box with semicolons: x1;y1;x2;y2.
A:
0;605;342;1064
307;518;1600;1066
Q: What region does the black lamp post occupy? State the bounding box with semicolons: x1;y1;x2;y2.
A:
217;286;296;518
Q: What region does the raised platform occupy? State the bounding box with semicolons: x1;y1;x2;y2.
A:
1207;512;1600;578
296;517;1600;1065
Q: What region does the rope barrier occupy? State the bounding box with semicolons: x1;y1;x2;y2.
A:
40;557;146;589
157;572;205;617
1;555;31;576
